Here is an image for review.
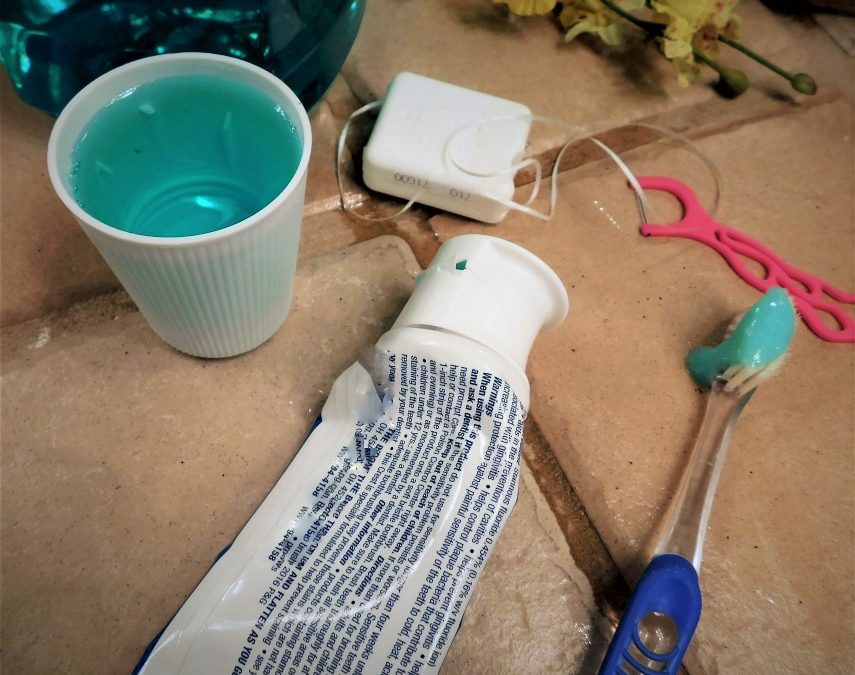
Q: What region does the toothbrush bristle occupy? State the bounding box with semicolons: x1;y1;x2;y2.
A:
689;287;796;391
718;289;795;393
722;354;787;394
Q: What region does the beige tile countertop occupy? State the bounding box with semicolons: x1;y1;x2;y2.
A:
2;1;853;674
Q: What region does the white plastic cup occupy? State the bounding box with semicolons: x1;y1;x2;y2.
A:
47;53;312;358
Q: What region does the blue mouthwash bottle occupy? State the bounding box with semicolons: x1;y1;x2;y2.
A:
0;0;365;116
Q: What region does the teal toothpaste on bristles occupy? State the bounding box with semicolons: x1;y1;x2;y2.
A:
687;286;796;391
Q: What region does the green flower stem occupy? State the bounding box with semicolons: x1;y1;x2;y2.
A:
600;0;729;77
598;0;663;35
717;33;791;80
718;33;816;94
691;45;724;74
599;1;731;78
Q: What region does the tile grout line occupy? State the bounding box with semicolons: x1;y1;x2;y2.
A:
308;88;842;220
514;88;842;188
521;415;631;625
522;415;700;674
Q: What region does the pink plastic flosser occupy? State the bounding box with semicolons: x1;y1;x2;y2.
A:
637;176;855;343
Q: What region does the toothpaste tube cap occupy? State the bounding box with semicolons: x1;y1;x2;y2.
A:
393;235;569;371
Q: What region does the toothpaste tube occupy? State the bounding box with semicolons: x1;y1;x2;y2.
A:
136;234;568;675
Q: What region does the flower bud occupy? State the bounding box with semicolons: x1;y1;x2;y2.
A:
791;73;817;95
718;68;750;98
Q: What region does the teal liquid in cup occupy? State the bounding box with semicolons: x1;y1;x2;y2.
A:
70;74;303;237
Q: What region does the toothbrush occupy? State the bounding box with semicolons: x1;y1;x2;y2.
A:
598;287;796;675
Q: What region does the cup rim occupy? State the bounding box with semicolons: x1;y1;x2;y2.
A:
47;52;312;248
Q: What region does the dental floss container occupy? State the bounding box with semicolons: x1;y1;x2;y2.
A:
361;72;532;223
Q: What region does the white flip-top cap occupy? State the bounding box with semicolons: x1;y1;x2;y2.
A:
394;235;569;371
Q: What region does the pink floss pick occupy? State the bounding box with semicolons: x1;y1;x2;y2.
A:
637;176;855;343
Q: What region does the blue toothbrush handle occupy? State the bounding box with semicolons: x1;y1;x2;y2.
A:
598;554;702;675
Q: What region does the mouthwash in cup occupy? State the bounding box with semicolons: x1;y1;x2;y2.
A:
48;53;313;357
70;74;303;237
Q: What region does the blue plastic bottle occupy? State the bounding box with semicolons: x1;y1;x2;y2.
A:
0;0;365;115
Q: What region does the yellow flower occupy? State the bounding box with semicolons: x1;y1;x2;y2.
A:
560;5;621;46
648;0;742;85
500;0;748;89
652;0;741;56
494;0;558;16
558;1;644;47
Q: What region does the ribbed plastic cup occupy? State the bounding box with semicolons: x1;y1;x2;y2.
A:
47;53;312;358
